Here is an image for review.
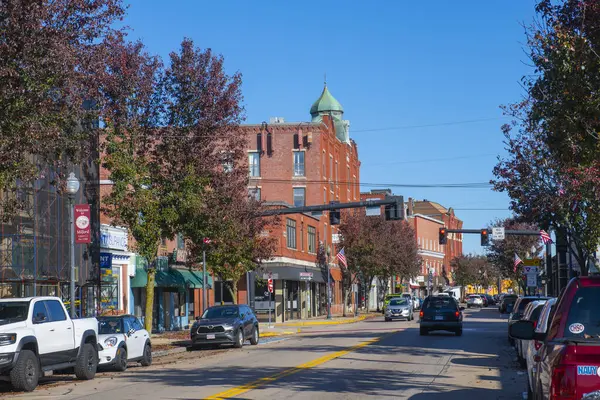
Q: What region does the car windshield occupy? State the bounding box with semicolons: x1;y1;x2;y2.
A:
389;299;408;306
564;287;600;339
469;295;480;299
0;302;29;325
202;306;239;319
426;297;457;310
98;317;124;334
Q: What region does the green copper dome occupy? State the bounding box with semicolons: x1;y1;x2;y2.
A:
310;85;344;117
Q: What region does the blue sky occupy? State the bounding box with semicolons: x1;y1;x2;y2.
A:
122;0;537;254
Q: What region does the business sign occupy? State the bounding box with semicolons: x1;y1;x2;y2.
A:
492;227;505;240
523;258;542;267
100;252;113;282
74;204;91;244
100;225;128;251
299;272;313;281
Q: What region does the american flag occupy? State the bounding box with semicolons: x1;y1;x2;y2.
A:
336;248;348;268
540;230;553;244
514;253;523;273
203;237;211;244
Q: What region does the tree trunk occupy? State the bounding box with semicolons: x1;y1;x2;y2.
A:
144;269;156;333
225;279;238;304
342;284;347;317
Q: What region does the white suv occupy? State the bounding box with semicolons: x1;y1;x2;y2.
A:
466;295;484;308
0;297;98;391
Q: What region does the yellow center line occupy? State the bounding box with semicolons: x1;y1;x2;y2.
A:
203;332;396;400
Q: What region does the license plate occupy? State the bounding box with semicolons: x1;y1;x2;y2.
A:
206;334;215;339
435;316;444;321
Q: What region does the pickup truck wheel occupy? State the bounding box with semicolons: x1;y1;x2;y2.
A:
75;343;97;380
114;347;127;372
140;343;152;367
10;350;39;392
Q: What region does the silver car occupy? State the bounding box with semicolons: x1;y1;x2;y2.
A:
384;298;414;321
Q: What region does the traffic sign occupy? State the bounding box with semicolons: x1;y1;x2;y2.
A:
268;279;273;293
523;266;538;274
527;274;537;288
492;227;505;240
523;258;542;266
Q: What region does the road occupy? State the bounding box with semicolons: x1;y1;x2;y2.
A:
3;307;525;399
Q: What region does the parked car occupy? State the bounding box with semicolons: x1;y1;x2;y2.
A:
499;294;518;313
523;298;557;399
385;297;414;322
97;315;152;371
511;277;600;400
516;300;547;367
485;294;496;306
190;305;259;349
466;294;484;308
508;296;550;345
0;297;99;392
419;295;464;336
382;293;403;314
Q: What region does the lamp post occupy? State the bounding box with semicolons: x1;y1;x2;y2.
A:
66;172;80;319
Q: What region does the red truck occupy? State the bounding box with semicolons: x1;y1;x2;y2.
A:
510;276;600;399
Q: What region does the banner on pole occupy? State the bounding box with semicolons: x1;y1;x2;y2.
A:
74;204;91;244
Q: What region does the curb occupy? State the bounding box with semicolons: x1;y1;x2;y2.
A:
152;346;187;358
277;314;377;327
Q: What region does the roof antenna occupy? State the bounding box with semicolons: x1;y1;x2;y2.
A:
324;72;327;87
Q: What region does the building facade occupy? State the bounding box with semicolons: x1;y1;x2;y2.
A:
243;84;361;322
408;214;445;296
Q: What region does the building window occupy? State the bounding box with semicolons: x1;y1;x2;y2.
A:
308;226;316;253
176;233;185;249
248;187;261;201
222;151;233;173
161;237;167;246
335;161;338;183
286;219;297;249
293;151;305;176
353;176;357;199
293;187;305;207
323;187;327;204
248;152;260;177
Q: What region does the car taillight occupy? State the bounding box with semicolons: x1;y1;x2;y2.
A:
419;310;424;318
455;311;460;318
550;365;576;400
534;340;542;351
533;321;538;329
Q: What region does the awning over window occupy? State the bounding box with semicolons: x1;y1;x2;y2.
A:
175;269;213;289
130;267;213;289
130;268;147;288
329;268;343;282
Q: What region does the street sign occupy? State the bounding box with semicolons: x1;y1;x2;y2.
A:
523;266;538;274
262;273;279;280
527;274;537;288
523;258;542;266
365;205;381;216
492;227;505;240
268;279;273;293
299;272;313;281
74;204;91;244
332;234;342;244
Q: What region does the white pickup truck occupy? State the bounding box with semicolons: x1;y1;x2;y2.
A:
0;297;99;392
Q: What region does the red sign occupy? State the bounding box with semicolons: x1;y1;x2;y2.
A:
74;204;91;244
268;279;273;293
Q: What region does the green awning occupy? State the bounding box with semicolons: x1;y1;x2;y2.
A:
130;268;148;288
173;269;213;289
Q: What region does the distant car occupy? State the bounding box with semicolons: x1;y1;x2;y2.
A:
511;277;600;400
97;315;152;371
466;294;484;308
190;305;259;349
484;294;495;306
385;297;414;322
499;294;517;313
382;293;403;314
419;295;464;336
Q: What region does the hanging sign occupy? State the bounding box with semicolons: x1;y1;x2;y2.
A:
74;204;91;244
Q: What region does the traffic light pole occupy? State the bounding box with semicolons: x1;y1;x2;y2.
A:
258;198;403;217
443;229;541;236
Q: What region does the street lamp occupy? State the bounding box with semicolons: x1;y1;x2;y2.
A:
326;245;332;320
66;172;80;318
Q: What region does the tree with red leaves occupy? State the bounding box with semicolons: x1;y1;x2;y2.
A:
493;0;600;275
0;0;125;219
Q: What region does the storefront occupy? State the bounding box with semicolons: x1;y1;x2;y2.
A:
99;225;134;315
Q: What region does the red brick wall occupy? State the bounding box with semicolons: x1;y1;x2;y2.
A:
411;215;445;278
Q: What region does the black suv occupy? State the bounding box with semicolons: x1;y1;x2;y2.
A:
190;305;259;348
419;295;464;336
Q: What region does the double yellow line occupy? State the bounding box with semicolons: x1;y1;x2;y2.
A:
204;336;385;399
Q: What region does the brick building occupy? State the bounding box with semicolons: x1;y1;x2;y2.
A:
242;84;361;322
411;200;463;286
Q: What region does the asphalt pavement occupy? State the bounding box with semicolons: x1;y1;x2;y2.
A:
2;307;526;399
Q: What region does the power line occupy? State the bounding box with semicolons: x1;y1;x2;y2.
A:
352;117;507;133
366;153;497;167
249;178;492;189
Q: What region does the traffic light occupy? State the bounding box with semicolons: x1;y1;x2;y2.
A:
481;229;489;246
439;228;448;245
329;201;340;225
384;195;404;221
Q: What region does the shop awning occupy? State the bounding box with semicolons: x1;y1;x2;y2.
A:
130;268;147;288
256;264;326;283
175;269;213;289
329;268;343;282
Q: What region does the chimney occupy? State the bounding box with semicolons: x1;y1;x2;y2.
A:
407;197;414;216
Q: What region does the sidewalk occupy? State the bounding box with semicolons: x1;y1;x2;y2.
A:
151;311;380;355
